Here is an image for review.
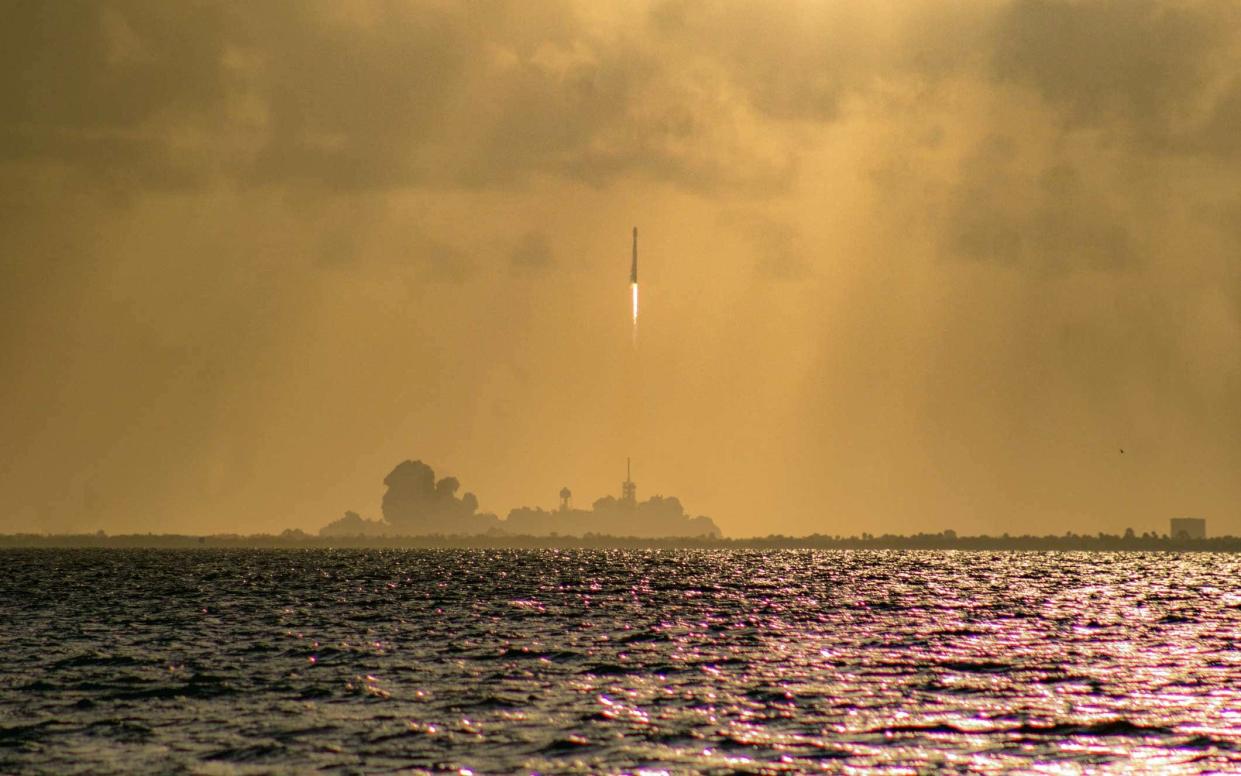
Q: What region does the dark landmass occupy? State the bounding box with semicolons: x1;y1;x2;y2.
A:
320;459;721;539
2;531;1239;552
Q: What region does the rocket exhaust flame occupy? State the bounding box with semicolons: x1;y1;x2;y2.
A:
630;227;639;346
631;282;639;345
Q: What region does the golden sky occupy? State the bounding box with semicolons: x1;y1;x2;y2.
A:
2;0;1239;537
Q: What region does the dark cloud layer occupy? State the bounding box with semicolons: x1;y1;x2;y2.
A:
6;0;1241;189
0;1;230;186
1;0;794;192
995;0;1241;158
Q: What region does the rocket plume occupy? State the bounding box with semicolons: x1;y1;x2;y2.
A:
630;227;639;346
631;281;639;345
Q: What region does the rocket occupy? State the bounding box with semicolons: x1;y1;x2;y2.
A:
630;227;638;284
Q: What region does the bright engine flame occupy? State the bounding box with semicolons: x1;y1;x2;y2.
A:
631;282;639;344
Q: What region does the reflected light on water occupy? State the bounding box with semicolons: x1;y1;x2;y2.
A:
0;549;1238;773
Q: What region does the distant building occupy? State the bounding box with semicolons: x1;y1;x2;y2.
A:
1170;517;1206;540
559;487;572;511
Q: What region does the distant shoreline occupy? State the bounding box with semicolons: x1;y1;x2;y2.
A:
1;533;1237;552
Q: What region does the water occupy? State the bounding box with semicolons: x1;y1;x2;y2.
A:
2;549;1239;773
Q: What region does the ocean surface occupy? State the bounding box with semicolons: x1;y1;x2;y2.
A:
1;550;1239;774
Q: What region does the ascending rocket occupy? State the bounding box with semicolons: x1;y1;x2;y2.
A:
630;227;638;283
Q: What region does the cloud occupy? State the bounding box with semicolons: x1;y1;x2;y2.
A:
510;231;555;273
729;215;809;281
947;138;1137;271
649;0;874;122
992;0;1241;157
0;0;798;193
417;239;473;283
1189;77;1241;158
0;1;230;186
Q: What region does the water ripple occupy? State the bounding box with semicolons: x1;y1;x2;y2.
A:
1;549;1239;772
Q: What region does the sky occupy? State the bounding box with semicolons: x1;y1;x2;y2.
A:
2;0;1239;538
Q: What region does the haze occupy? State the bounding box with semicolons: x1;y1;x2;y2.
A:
3;0;1238;537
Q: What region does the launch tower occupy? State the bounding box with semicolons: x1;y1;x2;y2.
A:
621;458;637;506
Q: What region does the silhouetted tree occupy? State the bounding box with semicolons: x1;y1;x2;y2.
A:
381;460;498;534
321;510;388;537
